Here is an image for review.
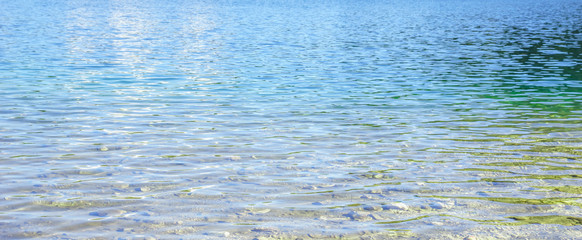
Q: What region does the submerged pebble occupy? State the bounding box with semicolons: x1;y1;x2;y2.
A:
136;187;150;192
362;205;382;211
89;211;107;217
369;213;382;220
360;194;381;200
246;208;271;215
429;201;454;210
95;146;129;152
206;231;230;237
90;209;126;217
382;202;409;211
302;185;317;190
312;201;330;206
344;211;372;221
430;221;444;226
429;202;446;209
251;227;279;234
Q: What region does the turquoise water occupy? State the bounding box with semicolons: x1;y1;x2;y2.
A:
1;0;581;238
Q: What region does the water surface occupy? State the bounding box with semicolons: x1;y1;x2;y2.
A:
1;0;581;239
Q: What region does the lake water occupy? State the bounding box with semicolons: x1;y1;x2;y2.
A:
1;0;581;239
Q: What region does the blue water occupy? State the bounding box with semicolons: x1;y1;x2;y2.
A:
1;0;582;238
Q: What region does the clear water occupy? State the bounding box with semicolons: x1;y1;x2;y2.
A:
1;0;581;239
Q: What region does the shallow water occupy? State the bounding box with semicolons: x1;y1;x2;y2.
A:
1;0;581;239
